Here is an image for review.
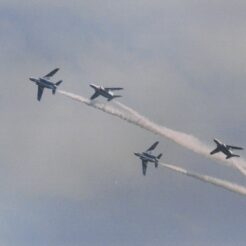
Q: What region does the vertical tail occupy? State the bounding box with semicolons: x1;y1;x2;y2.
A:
154;154;162;168
53;80;62;94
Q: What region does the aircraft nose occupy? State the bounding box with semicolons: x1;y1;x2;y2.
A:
29;77;35;82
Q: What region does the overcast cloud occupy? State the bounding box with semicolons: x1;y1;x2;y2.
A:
1;1;246;245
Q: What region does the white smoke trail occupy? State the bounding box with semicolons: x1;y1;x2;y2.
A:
58;90;246;176
159;162;246;196
115;101;246;176
231;159;246;176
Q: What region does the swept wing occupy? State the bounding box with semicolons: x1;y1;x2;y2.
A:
37;86;44;101
146;141;159;152
142;160;148;176
210;147;220;155
227;145;244;150
43;68;59;79
90;92;100;100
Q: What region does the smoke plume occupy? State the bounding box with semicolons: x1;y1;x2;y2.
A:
160;162;246;196
58;90;246;177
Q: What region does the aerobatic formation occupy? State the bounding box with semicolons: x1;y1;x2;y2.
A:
29;68;246;196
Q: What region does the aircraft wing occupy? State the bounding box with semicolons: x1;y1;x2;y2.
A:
210;147;220;155
90;92;100;100
37;86;44;101
142;160;148;176
227;145;244;150
105;87;123;91
146;141;159;152
43;68;59;79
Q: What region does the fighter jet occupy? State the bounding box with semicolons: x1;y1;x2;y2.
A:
29;68;63;101
89;83;123;101
134;141;162;176
210;138;243;159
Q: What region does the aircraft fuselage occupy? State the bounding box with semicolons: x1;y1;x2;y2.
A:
134;152;158;163
90;84;114;99
211;138;242;159
30;77;56;90
218;145;231;156
214;139;233;156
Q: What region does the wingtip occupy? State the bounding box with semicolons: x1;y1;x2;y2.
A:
213;138;221;145
89;83;97;89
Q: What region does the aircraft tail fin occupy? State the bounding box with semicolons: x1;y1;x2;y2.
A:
226;154;240;159
154;154;162;168
53;80;62;94
108;95;122;101
55;80;63;86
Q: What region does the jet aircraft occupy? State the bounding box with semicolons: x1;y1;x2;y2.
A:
210;138;243;159
134;141;162;176
29;68;63;101
89;84;123;101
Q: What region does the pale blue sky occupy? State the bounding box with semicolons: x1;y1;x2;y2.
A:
1;1;246;245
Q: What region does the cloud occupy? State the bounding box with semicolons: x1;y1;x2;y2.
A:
1;0;246;198
1;1;246;244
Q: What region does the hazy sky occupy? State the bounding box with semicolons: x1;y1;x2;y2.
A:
1;1;246;245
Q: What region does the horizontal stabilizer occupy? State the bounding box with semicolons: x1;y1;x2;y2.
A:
55;80;63;86
157;153;162;159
